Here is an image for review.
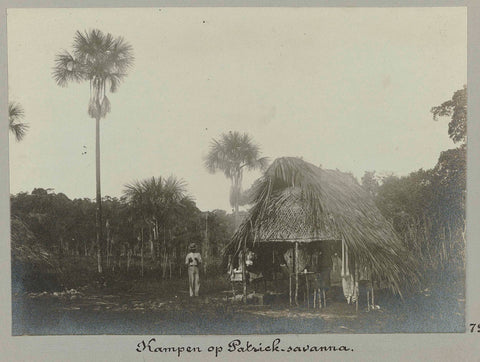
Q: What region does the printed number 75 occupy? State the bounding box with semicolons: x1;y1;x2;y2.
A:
469;323;480;333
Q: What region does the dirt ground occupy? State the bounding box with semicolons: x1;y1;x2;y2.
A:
12;278;465;335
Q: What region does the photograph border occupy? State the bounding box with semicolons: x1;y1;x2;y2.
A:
1;0;479;360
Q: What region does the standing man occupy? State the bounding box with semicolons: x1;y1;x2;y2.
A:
185;243;202;297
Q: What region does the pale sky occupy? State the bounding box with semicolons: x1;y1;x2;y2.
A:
7;7;466;212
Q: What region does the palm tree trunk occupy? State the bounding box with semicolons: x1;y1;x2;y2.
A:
150;226;154;261
95;116;103;274
155;219;159;260
234;203;240;229
162;225;167;279
169;229;174;279
204;213;208;274
106;220;110;268
141;228;144;277
233;174;241;229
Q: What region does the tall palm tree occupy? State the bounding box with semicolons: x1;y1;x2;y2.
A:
9;102;29;142
124;175;190;278
53;29;134;273
204;131;268;228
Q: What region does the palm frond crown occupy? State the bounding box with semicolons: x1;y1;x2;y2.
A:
53;29;134;119
205;131;268;211
123;175;191;225
204;131;268;178
8;102;29;142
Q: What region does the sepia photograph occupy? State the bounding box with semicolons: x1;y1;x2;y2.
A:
6;6;468;338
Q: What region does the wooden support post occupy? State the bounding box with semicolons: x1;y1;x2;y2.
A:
372;286;375;308
295;242;299;306
306;275;310;309
242;240;247;304
353;254;358;312
367;289;370;311
272;249;277;289
289;273;292;306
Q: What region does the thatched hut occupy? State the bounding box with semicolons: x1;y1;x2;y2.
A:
225;157;418;306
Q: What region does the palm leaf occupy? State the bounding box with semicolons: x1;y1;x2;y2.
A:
8;102;29;141
88;98;101;119
100;95;111;117
108;36;135;73
52;51;85;87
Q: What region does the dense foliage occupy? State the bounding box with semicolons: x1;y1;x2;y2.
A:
365;146;466;273
11;184;236;291
362;87;467;276
431;85;467;144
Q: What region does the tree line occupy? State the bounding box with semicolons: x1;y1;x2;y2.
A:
11;184;236;281
361;86;466;276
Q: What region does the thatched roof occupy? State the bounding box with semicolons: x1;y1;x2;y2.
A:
227;157;419;295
